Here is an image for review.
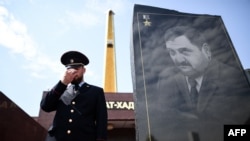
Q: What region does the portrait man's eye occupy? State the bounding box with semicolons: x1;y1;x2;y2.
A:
167;49;176;56
179;48;192;56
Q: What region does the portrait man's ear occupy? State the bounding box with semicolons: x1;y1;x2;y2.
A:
201;43;211;60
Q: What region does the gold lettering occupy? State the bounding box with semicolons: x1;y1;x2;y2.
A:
106;101;134;110
106;101;115;109
116;102;123;109
128;102;134;110
106;102;110;109
122;102;128;109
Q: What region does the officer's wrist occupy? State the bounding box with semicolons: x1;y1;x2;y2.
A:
60;79;69;86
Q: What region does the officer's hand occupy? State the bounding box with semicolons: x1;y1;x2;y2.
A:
61;69;77;85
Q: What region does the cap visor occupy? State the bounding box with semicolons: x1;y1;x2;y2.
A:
66;65;83;69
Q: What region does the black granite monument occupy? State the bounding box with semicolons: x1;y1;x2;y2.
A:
130;4;250;141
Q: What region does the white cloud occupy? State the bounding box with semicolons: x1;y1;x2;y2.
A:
59;10;100;28
58;0;130;29
22;53;63;78
0;0;131;80
0;6;37;60
0;5;63;79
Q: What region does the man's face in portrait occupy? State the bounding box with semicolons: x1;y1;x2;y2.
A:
166;35;211;77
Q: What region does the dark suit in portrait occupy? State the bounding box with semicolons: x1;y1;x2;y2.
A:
154;60;250;141
158;59;250;123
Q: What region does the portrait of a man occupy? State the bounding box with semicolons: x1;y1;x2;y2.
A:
131;4;250;141
158;25;250;122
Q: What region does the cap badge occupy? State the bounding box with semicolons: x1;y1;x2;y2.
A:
70;59;74;63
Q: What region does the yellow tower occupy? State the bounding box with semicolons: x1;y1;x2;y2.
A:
103;10;117;93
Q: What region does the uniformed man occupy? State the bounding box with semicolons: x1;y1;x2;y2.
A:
41;51;107;141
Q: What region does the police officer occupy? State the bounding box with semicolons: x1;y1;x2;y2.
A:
41;51;107;141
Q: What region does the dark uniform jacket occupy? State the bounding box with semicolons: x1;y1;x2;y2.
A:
41;81;107;141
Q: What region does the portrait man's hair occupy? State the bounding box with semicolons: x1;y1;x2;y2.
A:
164;26;208;51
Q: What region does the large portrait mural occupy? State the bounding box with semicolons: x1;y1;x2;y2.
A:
130;4;250;141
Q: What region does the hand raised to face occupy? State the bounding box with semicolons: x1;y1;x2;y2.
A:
61;68;78;85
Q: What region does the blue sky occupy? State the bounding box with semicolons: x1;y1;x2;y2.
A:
0;0;249;116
